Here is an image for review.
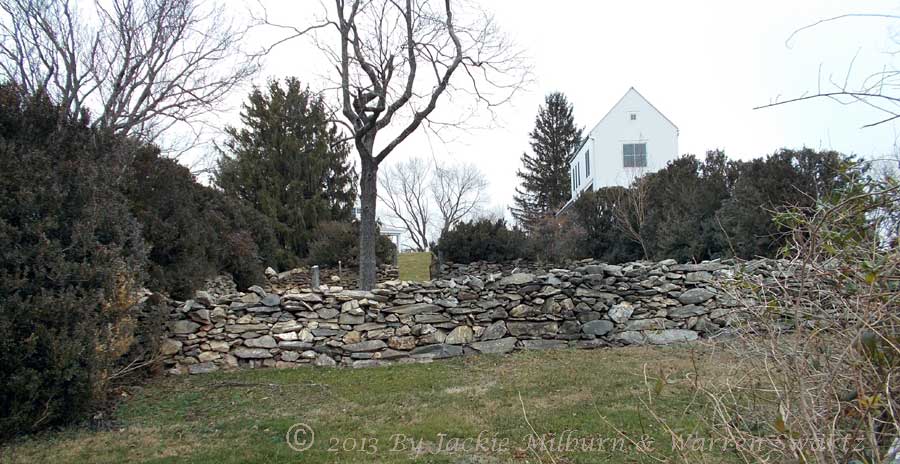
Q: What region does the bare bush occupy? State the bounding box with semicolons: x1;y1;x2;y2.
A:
643;163;900;463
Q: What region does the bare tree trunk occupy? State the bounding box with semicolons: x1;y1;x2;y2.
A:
358;149;378;290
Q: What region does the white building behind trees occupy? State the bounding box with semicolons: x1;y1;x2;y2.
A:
564;88;679;209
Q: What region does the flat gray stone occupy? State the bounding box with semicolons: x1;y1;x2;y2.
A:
338;313;365;325
243;335;277;349
314;354;337;367
409;344;464;359
521;339;567;350
233;348;273;359
171;320;200;334
669;305;708;319
613;331;646;345
261;294;281;306
188;362;219;374
385;303;441;315
470;337;517;354
678;288;715;304
499;273;535;286
581;320;614;336
226;323;268;333
646;329;699;345
272;321;304;334
625;318;676;331
507;321;558;337
343;340;387;352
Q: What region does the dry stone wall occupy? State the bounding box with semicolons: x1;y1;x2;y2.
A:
159;258;779;375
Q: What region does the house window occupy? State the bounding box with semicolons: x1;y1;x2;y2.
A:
629;113;637;121
584;150;590;177
623;143;647;168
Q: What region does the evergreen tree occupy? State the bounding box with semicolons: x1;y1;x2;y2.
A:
512;92;582;228
216;78;358;260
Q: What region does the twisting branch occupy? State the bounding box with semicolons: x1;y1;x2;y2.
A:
757;13;900;129
0;0;260;151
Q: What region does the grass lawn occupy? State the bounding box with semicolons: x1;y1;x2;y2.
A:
398;252;431;281
2;345;739;463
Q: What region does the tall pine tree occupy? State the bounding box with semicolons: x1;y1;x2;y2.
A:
216;78;358;261
512;92;582;229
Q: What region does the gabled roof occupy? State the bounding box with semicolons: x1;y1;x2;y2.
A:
567;87;678;162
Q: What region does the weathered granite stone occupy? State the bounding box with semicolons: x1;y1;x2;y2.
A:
509;304;540;318
445;326;474;345
209;340;230;352
160;338;182;355
480;321;507;340
388;336;417;350
608;302;634;323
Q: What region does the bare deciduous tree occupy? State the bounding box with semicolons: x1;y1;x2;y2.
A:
432;160;488;237
611;170;650;259
378;158;432;252
262;0;529;289
0;0;258;150
378;157;488;251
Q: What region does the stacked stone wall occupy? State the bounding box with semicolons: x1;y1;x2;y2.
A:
159;259;780;374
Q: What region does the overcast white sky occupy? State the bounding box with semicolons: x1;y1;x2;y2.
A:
214;0;900;220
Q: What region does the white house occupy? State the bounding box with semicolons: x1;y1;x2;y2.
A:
563;88;678;210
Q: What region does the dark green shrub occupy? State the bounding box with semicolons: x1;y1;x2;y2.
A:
434;219;528;264
307;221;396;267
124;149;288;297
0;85;148;438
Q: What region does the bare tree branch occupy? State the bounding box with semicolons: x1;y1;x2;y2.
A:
0;0;260;152
378;157;432;251
432;160;488;237
256;0;528;288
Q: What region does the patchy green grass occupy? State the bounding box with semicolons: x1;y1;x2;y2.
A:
2;345;740;463
398;252;431;281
